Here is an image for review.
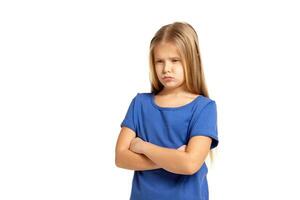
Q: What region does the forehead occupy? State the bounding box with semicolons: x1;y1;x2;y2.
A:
154;42;181;59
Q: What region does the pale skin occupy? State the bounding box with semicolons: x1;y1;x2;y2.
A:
115;41;212;175
129;137;190;173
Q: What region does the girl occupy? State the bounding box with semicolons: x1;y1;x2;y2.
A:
115;21;219;200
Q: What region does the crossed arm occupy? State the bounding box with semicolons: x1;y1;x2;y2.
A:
115;127;212;175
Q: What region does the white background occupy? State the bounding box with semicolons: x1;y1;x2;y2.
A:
1;0;300;199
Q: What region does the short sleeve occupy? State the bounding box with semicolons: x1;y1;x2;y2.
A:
189;100;219;150
120;93;139;133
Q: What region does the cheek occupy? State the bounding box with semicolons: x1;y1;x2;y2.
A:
175;65;184;74
154;68;162;79
155;69;161;76
155;66;164;75
176;68;185;80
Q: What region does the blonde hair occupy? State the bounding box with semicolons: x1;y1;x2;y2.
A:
148;21;217;165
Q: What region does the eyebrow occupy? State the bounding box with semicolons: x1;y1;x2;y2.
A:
155;57;181;60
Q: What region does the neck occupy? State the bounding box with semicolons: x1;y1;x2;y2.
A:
159;84;190;97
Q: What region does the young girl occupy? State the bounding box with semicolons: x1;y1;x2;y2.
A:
115;21;219;200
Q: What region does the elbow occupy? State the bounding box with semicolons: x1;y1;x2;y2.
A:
115;157;120;168
115;155;119;167
183;153;207;175
184;159;202;175
115;149;130;168
175;153;199;175
184;164;198;175
115;151;123;168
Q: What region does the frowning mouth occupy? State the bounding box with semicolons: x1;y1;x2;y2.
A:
162;77;174;81
163;76;174;79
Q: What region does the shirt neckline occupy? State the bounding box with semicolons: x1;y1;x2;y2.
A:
150;93;202;111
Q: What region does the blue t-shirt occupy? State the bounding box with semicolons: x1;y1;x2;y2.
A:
120;92;219;200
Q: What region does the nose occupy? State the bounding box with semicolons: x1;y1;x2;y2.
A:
163;61;172;73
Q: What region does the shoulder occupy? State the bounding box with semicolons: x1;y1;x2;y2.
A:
136;92;153;100
198;94;215;103
129;92;152;105
137;92;152;96
193;95;217;112
189;96;217;127
196;94;216;104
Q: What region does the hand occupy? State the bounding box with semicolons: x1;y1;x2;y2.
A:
177;145;187;152
129;137;146;154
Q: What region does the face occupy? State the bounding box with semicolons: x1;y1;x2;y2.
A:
154;42;186;92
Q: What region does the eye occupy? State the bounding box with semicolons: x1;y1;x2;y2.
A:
172;59;180;62
155;60;163;63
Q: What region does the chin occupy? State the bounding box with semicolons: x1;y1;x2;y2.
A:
163;84;178;89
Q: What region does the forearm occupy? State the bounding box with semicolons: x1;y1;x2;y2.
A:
142;142;192;175
116;149;161;171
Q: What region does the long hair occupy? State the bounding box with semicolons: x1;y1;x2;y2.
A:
148;21;217;165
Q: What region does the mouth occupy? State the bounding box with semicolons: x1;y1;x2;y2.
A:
163;76;174;79
162;76;175;81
